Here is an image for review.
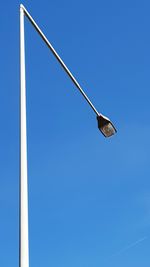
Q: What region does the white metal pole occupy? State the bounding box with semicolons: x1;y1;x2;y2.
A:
20;5;29;267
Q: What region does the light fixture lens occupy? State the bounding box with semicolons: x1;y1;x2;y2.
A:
100;122;116;137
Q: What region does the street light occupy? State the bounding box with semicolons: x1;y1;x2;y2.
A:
19;4;117;267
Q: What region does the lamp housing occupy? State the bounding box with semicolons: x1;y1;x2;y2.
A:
97;114;117;137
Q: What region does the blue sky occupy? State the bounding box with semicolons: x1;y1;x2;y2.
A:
0;0;150;266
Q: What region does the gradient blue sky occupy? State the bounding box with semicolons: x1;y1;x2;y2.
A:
0;0;150;266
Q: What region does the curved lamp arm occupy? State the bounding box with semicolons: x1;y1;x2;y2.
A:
20;4;99;116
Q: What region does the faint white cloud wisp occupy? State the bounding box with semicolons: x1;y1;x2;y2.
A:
113;236;148;257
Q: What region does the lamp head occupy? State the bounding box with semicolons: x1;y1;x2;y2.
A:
97;114;117;137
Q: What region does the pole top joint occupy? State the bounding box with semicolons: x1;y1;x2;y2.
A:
20;4;25;11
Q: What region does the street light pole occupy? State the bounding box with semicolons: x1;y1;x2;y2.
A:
19;4;117;267
20;5;29;267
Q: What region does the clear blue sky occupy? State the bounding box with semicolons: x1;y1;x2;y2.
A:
0;0;150;266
